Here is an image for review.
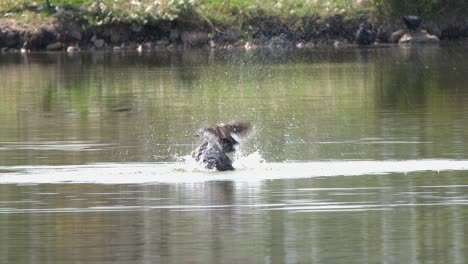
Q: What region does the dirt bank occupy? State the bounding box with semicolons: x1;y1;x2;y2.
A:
1;10;467;52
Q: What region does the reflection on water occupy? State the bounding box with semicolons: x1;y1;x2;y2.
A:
1;45;468;263
1;45;467;165
1;172;468;263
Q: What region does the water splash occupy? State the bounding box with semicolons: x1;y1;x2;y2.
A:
171;150;265;172
233;150;266;169
172;154;206;172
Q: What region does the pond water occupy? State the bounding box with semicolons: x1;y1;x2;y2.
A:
1;45;468;263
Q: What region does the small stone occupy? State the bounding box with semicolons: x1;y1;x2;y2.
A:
67;46;80;53
5;31;19;47
126;42;137;50
90;34;97;43
399;30;440;44
390;29;407;43
110;31;120;43
143;42;153;49
181;32;209;47
296;42;304;48
169;30;179;42
136;45;143;52
209;40;216;48
131;24;142;33
69;30;82;41
333;40;342;48
425;23;442;38
46;42;63;51
155;40;169;46
94;39;105;49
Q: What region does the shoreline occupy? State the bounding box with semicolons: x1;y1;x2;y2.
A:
1;11;467;52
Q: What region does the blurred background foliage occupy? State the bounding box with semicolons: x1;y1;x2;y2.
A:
1;0;466;26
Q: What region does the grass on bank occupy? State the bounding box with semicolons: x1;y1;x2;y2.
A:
0;0;466;27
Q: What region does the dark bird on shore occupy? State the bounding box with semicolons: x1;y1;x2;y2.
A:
403;16;422;31
192;122;251;171
355;23;375;45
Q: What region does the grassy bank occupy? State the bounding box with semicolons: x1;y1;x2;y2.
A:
2;0;466;27
0;0;372;26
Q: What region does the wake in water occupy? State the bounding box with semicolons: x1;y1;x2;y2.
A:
1;153;468;184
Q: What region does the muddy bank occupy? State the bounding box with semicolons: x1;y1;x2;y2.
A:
1;11;467;52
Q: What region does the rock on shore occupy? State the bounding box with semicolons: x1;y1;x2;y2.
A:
398;30;440;44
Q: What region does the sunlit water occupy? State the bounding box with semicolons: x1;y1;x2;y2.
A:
2;158;468;184
1;45;468;263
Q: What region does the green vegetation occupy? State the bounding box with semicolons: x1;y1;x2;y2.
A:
2;0;465;27
1;0;199;26
196;0;373;25
373;0;468;17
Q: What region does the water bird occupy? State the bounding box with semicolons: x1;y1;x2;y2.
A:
355;23;374;45
403;16;422;31
192;122;251;171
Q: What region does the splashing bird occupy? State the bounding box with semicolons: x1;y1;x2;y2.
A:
192;122;251;171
